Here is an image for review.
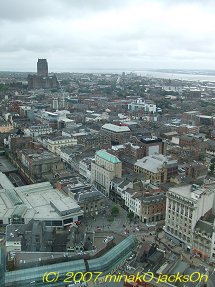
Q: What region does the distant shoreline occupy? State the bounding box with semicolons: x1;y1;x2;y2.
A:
1;69;215;82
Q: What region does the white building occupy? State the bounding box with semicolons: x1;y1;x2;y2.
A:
0;173;83;227
24;125;53;139
47;136;77;154
164;184;214;251
124;188;142;217
128;99;156;113
91;150;122;196
79;158;92;182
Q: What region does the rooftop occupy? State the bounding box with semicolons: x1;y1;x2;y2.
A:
0;156;17;173
194;219;214;237
96;150;121;164
0;175;83;222
135;154;177;173
168;184;212;201
102;123;130;133
0;172;15;189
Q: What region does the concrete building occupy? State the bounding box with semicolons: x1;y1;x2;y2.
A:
47;136;77;154
79;157;92;182
182;111;200;125
128;98;156;113
6;135;32;152
197;115;214;126
16;148;64;180
24;125;53;139
19;106;31;118
206;139;215;156
176;124;199;135
77;133;111;149
0;173;83;227
52;98;59;110
134;154;178;184
74;189;106;216
132;136;165;156
192;216;215;261
185;162;208;180
101;123;131;145
91;150;122;196
5;224;24;253
140;192;166;224
117;180;165;224
164;184;214;252
55;179;106;216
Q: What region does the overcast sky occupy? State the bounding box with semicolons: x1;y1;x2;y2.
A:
1;0;215;72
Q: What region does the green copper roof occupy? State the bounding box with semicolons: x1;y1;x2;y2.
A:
96;150;121;164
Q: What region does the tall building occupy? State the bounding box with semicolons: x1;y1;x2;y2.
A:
164;184;214;252
91;150;122;196
37;58;48;77
28;59;59;89
52;98;59;110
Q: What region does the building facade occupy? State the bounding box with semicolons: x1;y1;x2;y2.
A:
128;99;156;113
192;218;215;261
24;125;53;139
16;149;64;180
47;136;77;154
134;154;178;184
37;58;48;76
101;123;131;145
91;150;122;196
28;59;59;89
164;184;214;252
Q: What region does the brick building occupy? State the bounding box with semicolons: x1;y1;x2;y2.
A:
134;154;178;184
101;123;131;145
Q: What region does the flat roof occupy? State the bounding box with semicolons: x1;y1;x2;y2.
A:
168;185;210;201
0;157;17;173
0;172;15;189
102;123;130;133
0;178;83;222
51;198;80;214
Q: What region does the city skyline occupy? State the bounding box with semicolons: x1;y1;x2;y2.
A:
1;0;215;71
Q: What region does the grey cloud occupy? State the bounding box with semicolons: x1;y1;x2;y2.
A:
1;0;215;70
0;0;130;22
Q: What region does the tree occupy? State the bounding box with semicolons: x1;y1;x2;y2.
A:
209;163;215;174
127;212;134;220
111;205;119;216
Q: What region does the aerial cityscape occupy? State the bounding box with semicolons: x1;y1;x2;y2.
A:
1;1;215;287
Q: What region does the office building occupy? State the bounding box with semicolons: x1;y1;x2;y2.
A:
164;184;214;252
101;123;131;145
134;154;178;184
91;150;122;196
